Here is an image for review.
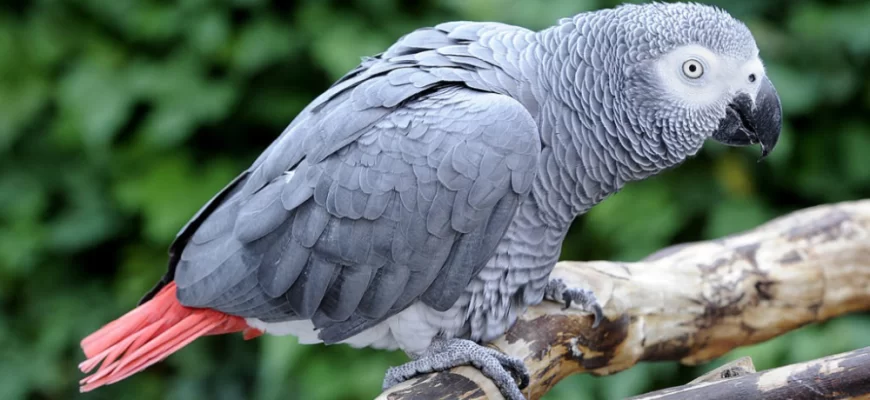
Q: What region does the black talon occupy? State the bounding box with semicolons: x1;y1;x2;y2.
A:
562;291;574;309
552;281;604;329
590;304;603;328
514;365;530;389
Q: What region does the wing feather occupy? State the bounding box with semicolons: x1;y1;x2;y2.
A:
157;21;540;344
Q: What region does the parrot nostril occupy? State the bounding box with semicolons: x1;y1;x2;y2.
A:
748;73;756;83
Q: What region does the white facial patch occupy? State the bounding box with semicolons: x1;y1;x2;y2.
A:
654;44;765;109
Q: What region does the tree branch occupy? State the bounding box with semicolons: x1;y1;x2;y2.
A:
628;346;870;400
377;200;870;400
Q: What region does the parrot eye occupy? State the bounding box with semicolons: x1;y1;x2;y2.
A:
681;59;704;79
748;73;757;83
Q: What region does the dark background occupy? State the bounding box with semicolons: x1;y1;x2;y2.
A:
2;0;869;399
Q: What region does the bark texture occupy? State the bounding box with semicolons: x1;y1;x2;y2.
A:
377;200;870;400
629;347;870;400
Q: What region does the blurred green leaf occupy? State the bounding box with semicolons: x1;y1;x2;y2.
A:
47;169;120;252
840;123;870;186
114;154;238;242
0;221;44;276
0;74;49;152
186;10;231;58
584;180;683;261
789;2;870;56
298;3;394;80
232;17;298;74
704;197;775;239
56;60;136;149
443;0;596;29
131;55;237;147
542;373;597;400
764;63;820;116
599;363;677;399
254;336;308;400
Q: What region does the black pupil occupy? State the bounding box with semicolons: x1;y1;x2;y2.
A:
749;73;756;82
688;64;697;72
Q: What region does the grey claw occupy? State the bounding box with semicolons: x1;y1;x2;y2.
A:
504;355;530;389
590;303;603;328
561;291;573;309
555;282;604;328
382;338;529;400
566;294;603;328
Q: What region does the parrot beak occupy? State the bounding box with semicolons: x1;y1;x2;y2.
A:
711;76;782;160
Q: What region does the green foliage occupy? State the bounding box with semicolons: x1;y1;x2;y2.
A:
1;0;868;399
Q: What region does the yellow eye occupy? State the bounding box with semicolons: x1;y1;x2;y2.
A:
682;59;704;79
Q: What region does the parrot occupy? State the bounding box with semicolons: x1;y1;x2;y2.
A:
78;3;782;399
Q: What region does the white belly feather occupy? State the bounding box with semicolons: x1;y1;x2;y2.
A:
245;301;468;356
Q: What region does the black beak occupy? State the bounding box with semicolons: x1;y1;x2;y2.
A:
711;76;782;160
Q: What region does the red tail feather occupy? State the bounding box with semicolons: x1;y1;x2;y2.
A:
78;282;263;392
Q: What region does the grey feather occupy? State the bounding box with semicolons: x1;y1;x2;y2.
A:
189;199;240;245
316;264;374;321
286;256;338;319
234;179;290;243
291;202;330;248
356;264;411;319
257;221;311;297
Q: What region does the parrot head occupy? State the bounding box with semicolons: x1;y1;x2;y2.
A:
608;3;782;160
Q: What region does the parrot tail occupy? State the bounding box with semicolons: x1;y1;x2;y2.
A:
77;282;263;392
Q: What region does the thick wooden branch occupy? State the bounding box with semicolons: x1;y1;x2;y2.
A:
628;346;870;400
378;200;870;400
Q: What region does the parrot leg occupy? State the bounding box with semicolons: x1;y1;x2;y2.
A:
382;337;530;400
545;278;604;328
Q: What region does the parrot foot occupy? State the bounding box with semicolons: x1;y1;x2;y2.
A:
382;337;530;400
545;278;604;328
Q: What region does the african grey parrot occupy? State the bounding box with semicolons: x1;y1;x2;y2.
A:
79;3;782;399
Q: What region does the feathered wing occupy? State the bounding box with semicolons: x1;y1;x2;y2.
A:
140;22;541;344
140;22;534;307
172;86;540;343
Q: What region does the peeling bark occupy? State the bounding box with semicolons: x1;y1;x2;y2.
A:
377;200;870;400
